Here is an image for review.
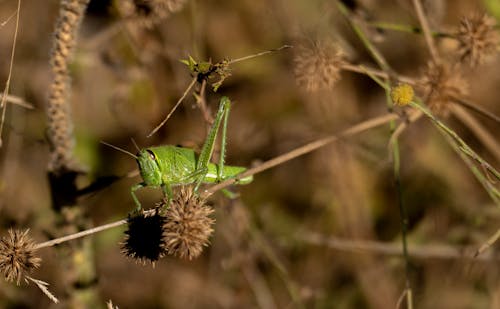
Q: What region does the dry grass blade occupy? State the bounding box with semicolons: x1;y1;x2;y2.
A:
0;0;21;147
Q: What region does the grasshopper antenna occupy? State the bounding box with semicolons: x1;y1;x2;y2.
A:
101;141;138;159
130;138;141;152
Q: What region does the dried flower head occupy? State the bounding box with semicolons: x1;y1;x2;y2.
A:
119;0;188;27
0;229;41;285
455;13;500;67
121;210;168;266
418;61;469;117
293;39;345;92
163;187;215;260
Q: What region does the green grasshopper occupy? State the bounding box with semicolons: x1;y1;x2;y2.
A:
109;96;253;211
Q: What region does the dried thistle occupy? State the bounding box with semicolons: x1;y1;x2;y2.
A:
293;39;345;92
118;0;188;27
163;187;215;260
455;13;499;67
121;210;168;266
0;229;41;285
418;61;469;117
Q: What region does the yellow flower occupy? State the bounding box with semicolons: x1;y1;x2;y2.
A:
391;84;414;106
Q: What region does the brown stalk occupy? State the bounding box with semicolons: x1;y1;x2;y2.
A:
451;105;500;161
0;0;21;147
301;232;499;262
203;113;399;197
412;0;441;64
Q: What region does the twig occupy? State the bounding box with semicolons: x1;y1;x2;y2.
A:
0;93;34;109
341;63;416;85
412;0;441;63
300;232;499;262
451;105;500;160
452;97;500;124
147;77;197;138
0;0;21;147
35;219;127;249
227;45;292;65
388;109;423;152
203;113;399;197
474;228;500;258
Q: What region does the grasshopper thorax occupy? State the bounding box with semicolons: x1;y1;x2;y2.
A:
137;149;163;187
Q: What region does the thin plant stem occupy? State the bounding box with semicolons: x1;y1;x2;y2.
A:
474;228;500;257
385;83;413;309
367;21;452;38
147;77;197;138
411;102;500;204
203;113;399;196
227;45;292;65
452;97;500;124
451;105;500;160
411;102;500;181
0;0;21;147
299;232;499;262
35;219;127;249
0;93;33;109
412;0;440;63
336;0;392;73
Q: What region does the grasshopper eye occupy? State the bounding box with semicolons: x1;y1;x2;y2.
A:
146;149;155;160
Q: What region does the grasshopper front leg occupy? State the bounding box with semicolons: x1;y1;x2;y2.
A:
131;182;146;211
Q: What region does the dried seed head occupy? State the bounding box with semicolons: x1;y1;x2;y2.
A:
163;187;215;260
119;0;188;27
418;62;469;117
455;13;500;67
121;210;168;266
47;0;90;171
293;40;345;92
0;229;41;285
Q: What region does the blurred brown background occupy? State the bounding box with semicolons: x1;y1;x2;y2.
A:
0;0;499;308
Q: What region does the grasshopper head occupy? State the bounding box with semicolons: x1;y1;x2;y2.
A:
137;149;162;187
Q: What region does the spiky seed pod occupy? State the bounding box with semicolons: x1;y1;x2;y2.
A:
293;40;345;92
0;229;41;285
455;13;499;67
121;209;168;266
418;61;469;117
163;187;215;260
